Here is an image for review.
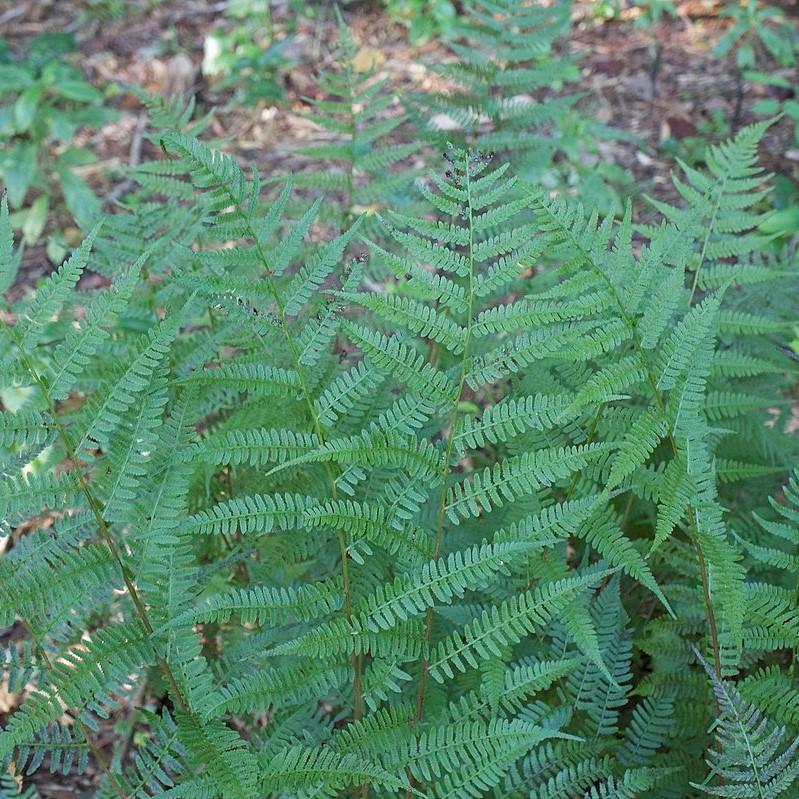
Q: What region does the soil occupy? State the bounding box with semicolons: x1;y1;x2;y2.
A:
2;0;797;295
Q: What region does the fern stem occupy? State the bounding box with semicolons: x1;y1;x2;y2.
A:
207;306;250;584
178;143;367;730
689;174;726;304
620;491;635;531
15;340;190;714
557;405;605;574
245;223;364;727
693;534;723;676
535;200;724;673
411;155;478;794
82;727;130;799
21;623;131;799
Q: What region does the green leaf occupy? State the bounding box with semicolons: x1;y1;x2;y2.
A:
3;141;37;208
53;80;103;103
0;193;21;295
13;85;42;132
429;567;614;681
446;443;611;523
21;193;48;246
56;166;101;228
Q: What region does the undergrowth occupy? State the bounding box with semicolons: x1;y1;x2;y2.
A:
1;5;799;799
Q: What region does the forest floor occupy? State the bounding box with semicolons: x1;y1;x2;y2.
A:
3;0;799;294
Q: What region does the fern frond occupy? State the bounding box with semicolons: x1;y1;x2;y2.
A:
172;579;343;628
342;292;467;353
182;428;321;467
454;393;573;452
584;767;677;799
176;713;258;799
356;541;531;632
182;492;320;535
267;429;444;482
0;622;153;764
619;693;676;766
47;257;143;400
693;650;799;798
0;194;22;297
446;443;611;523
80;309;186;451
178;363;301;398
15;227;99;350
429;567;613;681
342;321;456;404
260;745;413;795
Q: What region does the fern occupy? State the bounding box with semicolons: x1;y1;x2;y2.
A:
1;74;798;799
416;0;582;177
280;15;422;225
693;651;799;798
642;119;775;301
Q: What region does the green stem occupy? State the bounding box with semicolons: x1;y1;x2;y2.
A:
408;157;477;797
247;230;362;724
688;181;724;305
193;161;367;729
15;339;190;713
694;535;723;676
536;201;723;674
236;155;368;792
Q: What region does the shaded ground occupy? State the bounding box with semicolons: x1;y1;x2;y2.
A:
3;0;797;230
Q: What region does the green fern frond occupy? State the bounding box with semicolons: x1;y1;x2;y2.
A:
0;622;153;764
342;292;467;353
80;308;186;451
446;443;611;523
645;119;774;297
176;712;258;799
584;767;677;799
356;541;531;632
267;428;445;482
693;650;799;798
454;393;573;453
183;492;320;535
429;567;613;681
0;194;22;297
182;428;321;467
179;361;302;398
343;321;456;404
15;226;99;350
171;579;343;628
619;693;676;766
260;745;414;795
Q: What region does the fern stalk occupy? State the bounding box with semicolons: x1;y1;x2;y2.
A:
689;180;725;304
250;211;365;725
533;194;724;674
207;306;251;585
164;129;368;726
12;334;193;713
410;154;479;797
693;536;723;676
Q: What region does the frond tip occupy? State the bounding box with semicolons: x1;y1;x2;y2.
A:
693;649;799;798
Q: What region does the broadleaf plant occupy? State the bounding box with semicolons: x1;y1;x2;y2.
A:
0;33;116;251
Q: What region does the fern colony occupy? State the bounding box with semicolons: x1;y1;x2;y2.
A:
2;9;799;799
